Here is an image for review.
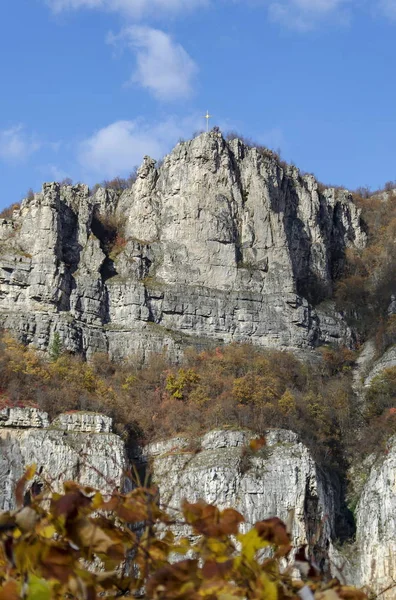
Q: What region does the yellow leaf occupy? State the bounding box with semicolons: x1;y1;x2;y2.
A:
92;492;104;510
237;528;269;562
40;524;57;539
26;575;52;600
259;573;278;600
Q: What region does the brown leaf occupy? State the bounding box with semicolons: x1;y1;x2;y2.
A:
0;579;19;600
0;512;16;533
51;490;91;520
337;587;368;600
15;464;36;508
41;545;76;584
182;500;244;537
116;488;162;524
69;517;125;561
255;518;291;556
249;437;267;452
146;559;200;600
202;559;233;580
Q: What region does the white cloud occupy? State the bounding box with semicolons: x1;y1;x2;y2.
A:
267;0;349;30
259;127;285;151
379;0;396;19
0;125;41;163
78;116;198;179
46;0;207;17
108;27;197;101
44;0;396;31
39;164;70;182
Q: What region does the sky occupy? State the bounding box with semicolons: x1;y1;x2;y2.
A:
0;0;396;208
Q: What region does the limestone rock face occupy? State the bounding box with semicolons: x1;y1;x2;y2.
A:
350;438;396;598
0;410;128;511
0;407;49;428
144;429;350;572
364;345;396;385
52;412;112;433
0;132;365;361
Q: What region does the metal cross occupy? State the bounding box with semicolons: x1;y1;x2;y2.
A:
203;110;212;132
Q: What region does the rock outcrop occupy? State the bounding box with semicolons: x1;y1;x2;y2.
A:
3;408;396;596
0;409;128;511
143;429;352;573
364;345;396;386
344;438;396;599
0;131;365;361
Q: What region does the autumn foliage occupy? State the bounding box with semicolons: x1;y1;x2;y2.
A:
335;190;396;346
0;465;367;600
0;333;395;468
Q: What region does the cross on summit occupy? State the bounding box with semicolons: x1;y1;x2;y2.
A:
203;110;212;132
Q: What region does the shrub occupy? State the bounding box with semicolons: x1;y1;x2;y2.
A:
102;169;138;192
59;177;73;187
0;467;367;599
335;191;396;340
90;210;127;259
0;334;381;467
0;202;20;219
49;332;63;362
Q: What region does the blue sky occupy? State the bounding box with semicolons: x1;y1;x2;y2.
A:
0;0;396;208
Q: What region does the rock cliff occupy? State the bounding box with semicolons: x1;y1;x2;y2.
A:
142;429;352;574
2;408;396;597
0;408;128;510
344;439;396;598
0;131;365;361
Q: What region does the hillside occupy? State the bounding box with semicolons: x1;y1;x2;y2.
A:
0;130;396;597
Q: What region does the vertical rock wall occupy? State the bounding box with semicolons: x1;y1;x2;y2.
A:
0;132;366;361
143;429;351;573
0;409;128;511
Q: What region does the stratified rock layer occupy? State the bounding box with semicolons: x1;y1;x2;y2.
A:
143;429;350;572
348;438;396;598
0;132;365;361
2;408;396;596
0;410;128;510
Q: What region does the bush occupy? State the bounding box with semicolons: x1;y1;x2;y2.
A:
224;131;287;169
0;202;20;219
0;466;367;599
90;210;127;259
335;191;396;340
2;335;391;467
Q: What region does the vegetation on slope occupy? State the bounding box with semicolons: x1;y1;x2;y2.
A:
1;335;395;471
335;189;396;349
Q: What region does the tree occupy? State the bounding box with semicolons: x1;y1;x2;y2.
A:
49;332;63;362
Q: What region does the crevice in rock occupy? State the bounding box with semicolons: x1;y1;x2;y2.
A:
90;208;119;282
59;201;82;270
100;257;117;281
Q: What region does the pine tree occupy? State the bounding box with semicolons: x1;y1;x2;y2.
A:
49;332;63;362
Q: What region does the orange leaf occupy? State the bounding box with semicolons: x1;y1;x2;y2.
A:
249;437;266;452
15;464;37;508
255;518;291;556
0;580;19;600
182;500;244;537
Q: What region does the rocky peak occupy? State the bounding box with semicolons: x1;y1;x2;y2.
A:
0;131;366;361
